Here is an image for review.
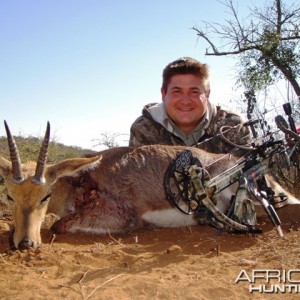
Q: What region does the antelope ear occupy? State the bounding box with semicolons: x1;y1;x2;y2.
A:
0;156;12;178
45;156;102;184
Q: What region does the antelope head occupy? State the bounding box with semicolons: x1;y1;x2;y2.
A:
0;121;101;250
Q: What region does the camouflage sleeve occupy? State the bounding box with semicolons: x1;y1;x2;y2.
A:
129;116;158;147
129;115;181;147
220;112;252;146
203;109;252;154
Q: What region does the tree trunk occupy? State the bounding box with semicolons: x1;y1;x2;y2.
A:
270;54;300;99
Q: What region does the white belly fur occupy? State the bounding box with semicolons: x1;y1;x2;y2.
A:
142;208;197;227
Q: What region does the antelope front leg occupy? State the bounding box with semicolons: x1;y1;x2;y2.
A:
51;198;143;235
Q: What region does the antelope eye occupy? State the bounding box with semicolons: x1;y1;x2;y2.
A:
6;195;14;202
41;194;51;204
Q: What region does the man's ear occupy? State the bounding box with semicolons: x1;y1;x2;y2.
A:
161;87;166;101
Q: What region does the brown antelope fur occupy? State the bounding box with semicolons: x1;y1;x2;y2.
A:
48;146;241;234
1;123;299;250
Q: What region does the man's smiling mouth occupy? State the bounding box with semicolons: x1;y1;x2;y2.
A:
178;107;193;111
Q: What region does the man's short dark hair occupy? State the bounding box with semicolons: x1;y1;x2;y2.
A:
162;57;210;92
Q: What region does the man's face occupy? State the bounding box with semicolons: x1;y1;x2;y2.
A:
161;74;209;134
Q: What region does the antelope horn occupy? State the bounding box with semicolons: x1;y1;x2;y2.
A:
32;122;50;184
4;120;24;183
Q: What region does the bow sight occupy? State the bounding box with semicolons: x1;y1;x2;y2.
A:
164;103;299;237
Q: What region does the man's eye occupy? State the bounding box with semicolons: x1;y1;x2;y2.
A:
191;90;201;96
6;195;14;202
172;90;181;95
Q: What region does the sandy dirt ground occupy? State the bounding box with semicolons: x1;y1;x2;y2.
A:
1;203;300;300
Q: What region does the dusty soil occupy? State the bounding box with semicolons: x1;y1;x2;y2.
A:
1;203;300;300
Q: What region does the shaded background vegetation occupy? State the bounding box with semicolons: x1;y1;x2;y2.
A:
0;135;94;163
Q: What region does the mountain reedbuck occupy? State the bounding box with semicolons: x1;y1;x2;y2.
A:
0;121;299;250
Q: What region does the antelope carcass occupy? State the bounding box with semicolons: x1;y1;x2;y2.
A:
0;121;299;249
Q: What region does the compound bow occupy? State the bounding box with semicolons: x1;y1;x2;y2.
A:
164;103;300;237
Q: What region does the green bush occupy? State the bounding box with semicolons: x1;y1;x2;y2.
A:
0;135;94;163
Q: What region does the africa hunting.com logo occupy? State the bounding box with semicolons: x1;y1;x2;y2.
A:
235;269;300;293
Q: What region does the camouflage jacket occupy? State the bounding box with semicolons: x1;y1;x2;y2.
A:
129;103;251;155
